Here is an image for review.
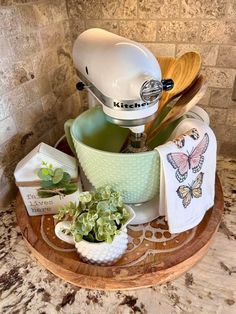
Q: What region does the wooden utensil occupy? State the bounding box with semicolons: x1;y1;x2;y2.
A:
146;52;201;136
147;75;208;144
158;51;202;114
157;56;176;78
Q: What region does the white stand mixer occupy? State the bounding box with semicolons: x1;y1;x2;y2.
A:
72;28;174;223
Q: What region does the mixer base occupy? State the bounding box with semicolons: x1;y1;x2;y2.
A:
128;197;160;224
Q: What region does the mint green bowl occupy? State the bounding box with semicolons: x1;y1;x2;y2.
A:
65;107;164;204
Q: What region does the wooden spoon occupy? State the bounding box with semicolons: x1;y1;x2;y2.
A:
157;56;176;78
158;52;202;114
146;52;201;136
147;75;208;144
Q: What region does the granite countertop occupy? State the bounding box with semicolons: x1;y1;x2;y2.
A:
0;156;235;314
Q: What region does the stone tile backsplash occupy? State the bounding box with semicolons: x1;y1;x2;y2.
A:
120;20;157;41
0;0;235;204
180;0;226;18
0;0;84;205
101;0;137;19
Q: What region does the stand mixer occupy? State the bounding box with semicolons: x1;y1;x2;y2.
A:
72;28;173;153
71;28;174;224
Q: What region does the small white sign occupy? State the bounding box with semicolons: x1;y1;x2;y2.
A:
19;186;81;216
14;143;82;216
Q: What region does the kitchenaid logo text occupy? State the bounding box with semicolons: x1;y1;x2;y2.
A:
113;102;149;109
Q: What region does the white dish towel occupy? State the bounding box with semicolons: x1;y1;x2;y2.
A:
155;118;217;234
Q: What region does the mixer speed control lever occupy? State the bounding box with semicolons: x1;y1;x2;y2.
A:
76;81;91;91
161;79;174;91
76;81;85;91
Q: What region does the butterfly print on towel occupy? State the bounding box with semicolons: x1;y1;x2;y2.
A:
167;133;209;183
173;128;200;149
177;172;204;208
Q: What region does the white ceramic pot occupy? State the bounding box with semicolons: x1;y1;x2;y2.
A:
55;205;135;265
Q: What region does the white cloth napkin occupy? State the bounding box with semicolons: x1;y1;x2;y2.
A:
155;118;217;234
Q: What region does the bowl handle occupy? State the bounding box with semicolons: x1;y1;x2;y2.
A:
64;119;76;155
55;221;74;245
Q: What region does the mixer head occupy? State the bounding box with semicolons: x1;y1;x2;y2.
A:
72;28;173;134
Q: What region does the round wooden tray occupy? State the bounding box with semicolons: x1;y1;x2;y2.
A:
16;175;223;290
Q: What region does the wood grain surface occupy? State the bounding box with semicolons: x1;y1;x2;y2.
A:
16;176;224;290
158;56;176;80
158;52;202;114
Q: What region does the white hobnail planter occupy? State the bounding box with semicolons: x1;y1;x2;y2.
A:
55;205;135;265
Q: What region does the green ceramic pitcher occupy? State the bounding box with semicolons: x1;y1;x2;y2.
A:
65;106;173;204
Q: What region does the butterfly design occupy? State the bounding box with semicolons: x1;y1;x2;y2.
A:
167;133;209;182
173;128;200;149
177;172;204;208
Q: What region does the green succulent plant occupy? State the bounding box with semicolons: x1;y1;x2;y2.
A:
37;161;78;198
54;186;130;244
